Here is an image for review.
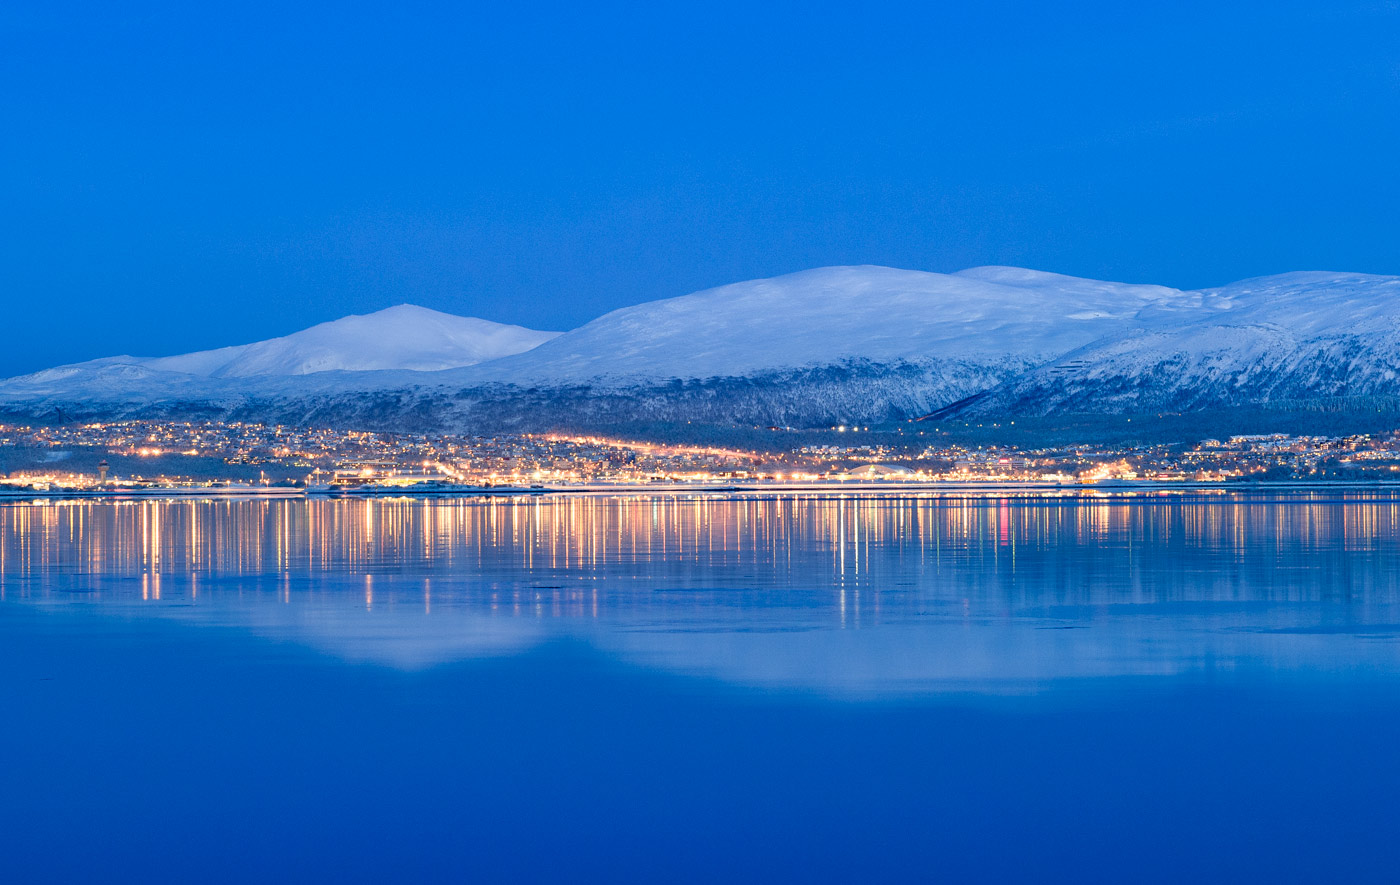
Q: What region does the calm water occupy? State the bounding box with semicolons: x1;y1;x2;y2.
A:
4;491;1400;881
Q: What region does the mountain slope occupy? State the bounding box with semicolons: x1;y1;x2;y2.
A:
937;272;1400;418
6;266;1400;432
453;265;1185;384
8;305;560;390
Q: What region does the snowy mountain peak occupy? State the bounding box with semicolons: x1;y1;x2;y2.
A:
7;264;1400;431
457;264;1190;384
20;304;562;381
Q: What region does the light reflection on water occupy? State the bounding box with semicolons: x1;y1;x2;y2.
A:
3;490;1400;692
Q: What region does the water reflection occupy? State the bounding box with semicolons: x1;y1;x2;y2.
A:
3;491;1400;691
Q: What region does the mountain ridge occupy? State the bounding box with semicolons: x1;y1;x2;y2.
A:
17;305;561;383
6;265;1400;432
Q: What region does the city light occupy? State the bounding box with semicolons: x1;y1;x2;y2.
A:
0;420;1394;498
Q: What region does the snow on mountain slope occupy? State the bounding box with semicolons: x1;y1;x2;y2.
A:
938;271;1400;417
8;266;1400;430
8;305;561;390
153;305;561;376
453;265;1187;385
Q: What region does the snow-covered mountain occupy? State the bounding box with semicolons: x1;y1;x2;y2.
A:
5;305;562;400
936;271;1400;418
4;266;1400;431
18;305;560;384
452;265;1183;384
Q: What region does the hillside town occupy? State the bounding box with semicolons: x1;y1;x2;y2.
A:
2;420;1400;495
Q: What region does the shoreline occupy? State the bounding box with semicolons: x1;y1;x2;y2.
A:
6;478;1400;501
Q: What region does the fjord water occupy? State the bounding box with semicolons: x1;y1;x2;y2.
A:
4;493;1400;882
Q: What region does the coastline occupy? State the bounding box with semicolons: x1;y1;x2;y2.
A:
7;478;1400;502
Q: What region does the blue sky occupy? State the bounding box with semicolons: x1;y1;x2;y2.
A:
2;1;1397;375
